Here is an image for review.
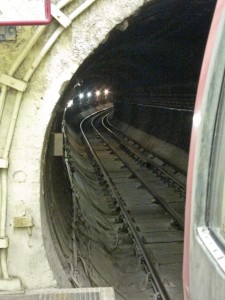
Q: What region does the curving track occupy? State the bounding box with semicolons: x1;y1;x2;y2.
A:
80;109;185;300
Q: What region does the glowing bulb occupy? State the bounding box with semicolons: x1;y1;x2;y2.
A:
67;100;73;107
104;89;109;95
96;90;100;96
87;92;92;97
79;93;84;99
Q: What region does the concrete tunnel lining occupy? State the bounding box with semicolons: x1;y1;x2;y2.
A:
0;0;216;294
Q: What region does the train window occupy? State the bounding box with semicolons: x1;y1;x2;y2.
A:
207;73;225;246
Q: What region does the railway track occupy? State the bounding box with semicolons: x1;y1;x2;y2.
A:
104;112;186;190
80;109;185;300
102;113;185;229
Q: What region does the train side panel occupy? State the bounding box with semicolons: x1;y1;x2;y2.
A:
183;0;225;299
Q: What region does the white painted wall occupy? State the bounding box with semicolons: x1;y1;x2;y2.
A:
0;0;147;291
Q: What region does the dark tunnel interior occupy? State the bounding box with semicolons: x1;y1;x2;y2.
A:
66;0;215;153
43;0;216;299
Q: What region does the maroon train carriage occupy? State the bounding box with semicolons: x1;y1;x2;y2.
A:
183;0;225;299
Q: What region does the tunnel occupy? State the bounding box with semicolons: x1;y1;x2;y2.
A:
43;0;216;299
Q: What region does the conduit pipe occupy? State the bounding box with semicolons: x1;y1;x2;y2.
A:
0;170;9;279
3;0;97;154
24;0;98;81
0;0;73;120
0;92;24;283
69;0;97;20
0;27;45;120
0;0;97;287
0;86;7;121
0;0;73;281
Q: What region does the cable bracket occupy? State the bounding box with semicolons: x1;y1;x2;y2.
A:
51;4;71;28
0;74;27;92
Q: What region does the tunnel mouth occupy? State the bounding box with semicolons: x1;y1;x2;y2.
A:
42;0;216;297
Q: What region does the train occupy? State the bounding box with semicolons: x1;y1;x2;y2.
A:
183;0;225;298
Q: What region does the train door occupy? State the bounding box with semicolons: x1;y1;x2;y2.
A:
183;0;225;299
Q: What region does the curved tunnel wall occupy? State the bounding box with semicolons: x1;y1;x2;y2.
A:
43;108;74;286
112;104;192;152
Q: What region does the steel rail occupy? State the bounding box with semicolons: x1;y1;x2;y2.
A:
104;112;186;192
94;113;184;229
80;111;171;300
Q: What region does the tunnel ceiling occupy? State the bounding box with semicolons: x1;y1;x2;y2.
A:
70;0;216;95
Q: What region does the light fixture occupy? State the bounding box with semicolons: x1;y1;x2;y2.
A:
96;90;100;97
104;89;109;95
87;92;92;97
74;82;81;89
79;93;84;99
67;100;73;108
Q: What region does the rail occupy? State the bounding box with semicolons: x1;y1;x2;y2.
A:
80;111;171;300
95;112;184;229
